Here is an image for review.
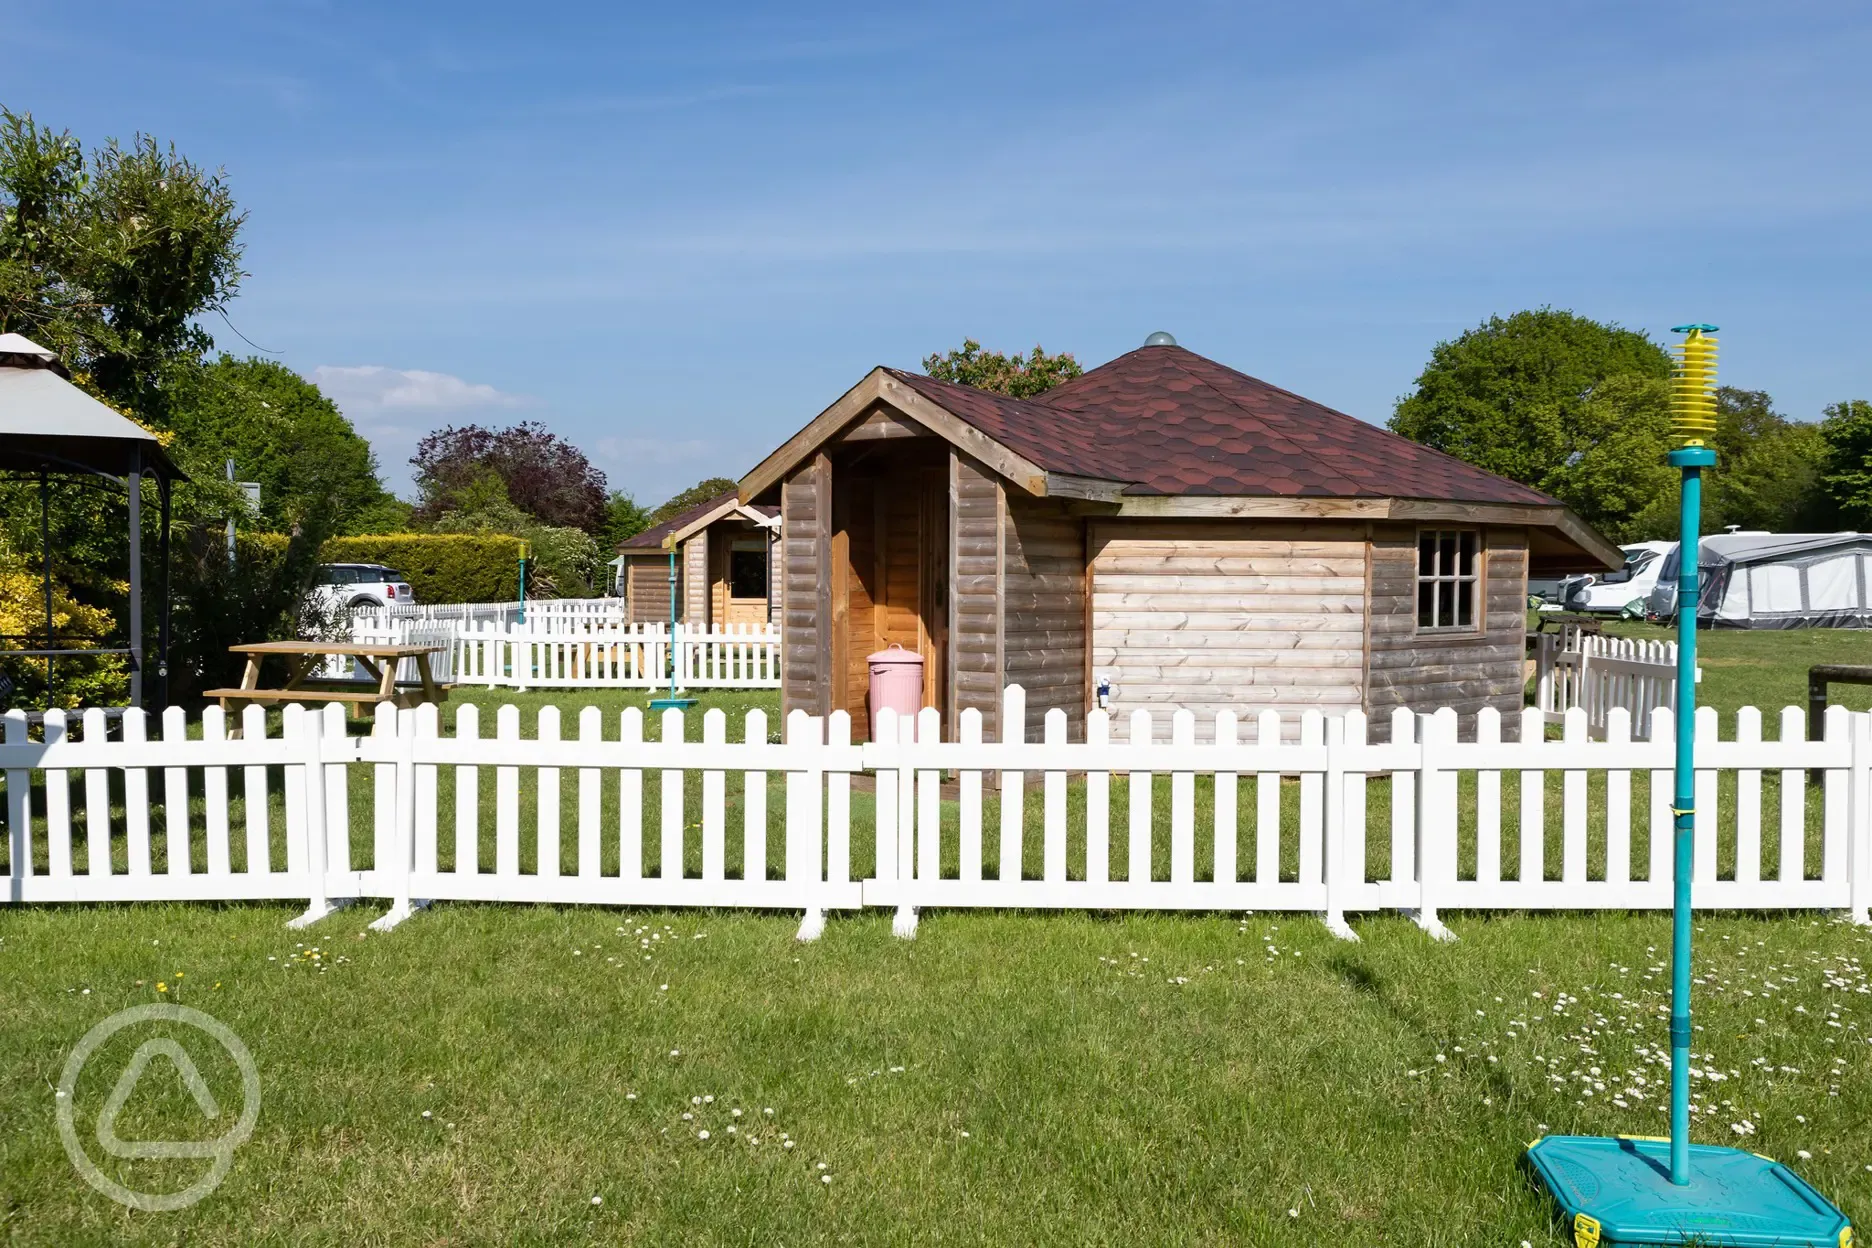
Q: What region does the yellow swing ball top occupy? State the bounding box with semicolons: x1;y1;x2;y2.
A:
1670;329;1719;446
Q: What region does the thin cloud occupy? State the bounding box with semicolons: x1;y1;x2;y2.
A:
311;364;533;412
312;365;535;498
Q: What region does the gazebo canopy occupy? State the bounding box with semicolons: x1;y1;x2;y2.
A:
0;333;182;480
0;331;180;709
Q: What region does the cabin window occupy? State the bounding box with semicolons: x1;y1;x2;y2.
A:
1417;530;1480;631
729;548;767;599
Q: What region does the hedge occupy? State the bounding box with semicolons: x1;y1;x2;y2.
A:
319;533;526;604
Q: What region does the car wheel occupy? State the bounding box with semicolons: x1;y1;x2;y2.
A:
347;596;383;611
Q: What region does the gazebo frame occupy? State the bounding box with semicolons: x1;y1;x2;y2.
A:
0;334;181;709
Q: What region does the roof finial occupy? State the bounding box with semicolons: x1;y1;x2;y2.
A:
1142;331;1177;347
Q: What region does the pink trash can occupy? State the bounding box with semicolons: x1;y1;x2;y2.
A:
867;644;925;741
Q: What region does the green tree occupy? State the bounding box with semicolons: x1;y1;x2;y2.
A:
164;355;394;537
1818;399;1872;528
410;421;608;533
601;490;651;550
1390;309;1673;486
426;469;605;597
345;494;415;535
648;477;738;527
0;110;349;705
0;108;244;418
1537;375;1677;543
923;338;1082;398
1702;388;1825;534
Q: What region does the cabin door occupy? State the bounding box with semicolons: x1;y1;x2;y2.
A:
831;460;948;738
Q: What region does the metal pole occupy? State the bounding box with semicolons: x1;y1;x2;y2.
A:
516;549;527;625
667;543;679;700
1667;444;1713;1187
225;458;237;572
128;455;143;709
157;476;172;708
40;468;52;697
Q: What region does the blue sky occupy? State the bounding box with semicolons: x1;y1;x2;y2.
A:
5;1;1869;503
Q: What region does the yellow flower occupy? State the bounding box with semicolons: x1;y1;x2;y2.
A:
174;971;184;979
156;982;167;993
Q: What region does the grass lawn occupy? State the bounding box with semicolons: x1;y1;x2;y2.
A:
3;628;1872;1244
3;907;1869;1245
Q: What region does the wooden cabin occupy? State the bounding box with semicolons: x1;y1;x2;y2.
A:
740;335;1621;742
615;491;779;627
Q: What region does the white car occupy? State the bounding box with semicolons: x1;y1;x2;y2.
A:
310;563;415;614
1562;541;1676;616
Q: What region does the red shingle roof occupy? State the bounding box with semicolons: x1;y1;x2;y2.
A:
886;344;1552;506
618;491;775;552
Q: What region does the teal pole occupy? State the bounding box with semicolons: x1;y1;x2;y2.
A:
1667;442;1715;1186
516;552;527;625
667;544;679;701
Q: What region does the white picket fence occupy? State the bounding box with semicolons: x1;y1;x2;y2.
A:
378;598;630;631
5;687;1870;939
345;610;780;690
1532;630;1694;740
449;622;779;690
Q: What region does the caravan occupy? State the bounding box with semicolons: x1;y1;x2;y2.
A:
1560;541;1676;616
1647;532;1872;627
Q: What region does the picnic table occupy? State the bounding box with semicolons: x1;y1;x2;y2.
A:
204;640;450;718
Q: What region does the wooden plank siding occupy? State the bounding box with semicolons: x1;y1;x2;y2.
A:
1090;521;1366;742
625;555;673;625
831;476;874;725
1003;494;1087;742
951;451;1002;740
1364;524;1528;740
780;454;831;718
682;534;708;624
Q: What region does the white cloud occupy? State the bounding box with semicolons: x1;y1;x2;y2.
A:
310;364;531;413
312;365;534;497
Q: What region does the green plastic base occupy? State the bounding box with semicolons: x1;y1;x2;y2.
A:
648;697;697;711
1526;1136;1849;1246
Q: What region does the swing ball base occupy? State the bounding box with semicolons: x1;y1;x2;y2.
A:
1526;1135;1851;1246
648;697;697;711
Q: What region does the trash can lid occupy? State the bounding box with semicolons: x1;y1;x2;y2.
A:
867;643;924;666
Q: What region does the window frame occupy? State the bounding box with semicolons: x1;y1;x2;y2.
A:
727;546;768;600
1415;529;1484;634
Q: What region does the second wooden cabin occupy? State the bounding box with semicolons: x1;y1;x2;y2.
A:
614;491;779;628
740;334;1621;741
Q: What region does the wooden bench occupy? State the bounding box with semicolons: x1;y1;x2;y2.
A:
201;684;449;714
208;640;450;719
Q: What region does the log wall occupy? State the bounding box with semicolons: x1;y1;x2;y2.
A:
683;534;708;624
1003;494;1087;741
831;476;876;725
1089;520;1367;742
625;555;672;625
951;452;1003;741
780;454;831;718
1366;524;1528;740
